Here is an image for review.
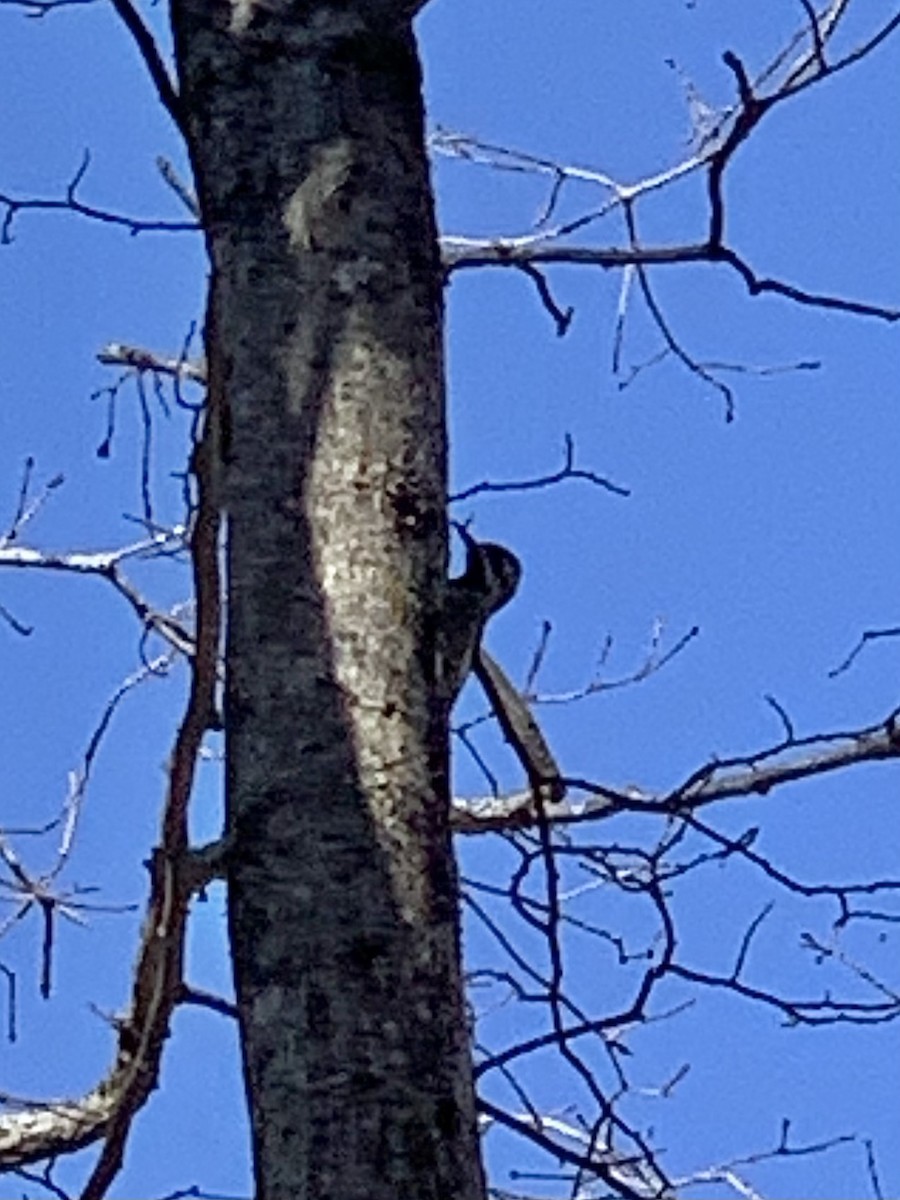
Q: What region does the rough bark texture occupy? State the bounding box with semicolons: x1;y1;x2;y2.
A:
170;3;485;1198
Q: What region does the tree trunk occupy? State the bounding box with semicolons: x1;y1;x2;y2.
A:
170;3;485;1198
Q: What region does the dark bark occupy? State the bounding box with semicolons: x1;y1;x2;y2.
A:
170;3;485;1198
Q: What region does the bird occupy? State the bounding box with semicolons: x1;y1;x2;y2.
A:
438;524;521;707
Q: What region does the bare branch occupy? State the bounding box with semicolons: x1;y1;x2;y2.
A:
514;262;573;336
97;342;206;386
440;9;900;364
175;984;238;1021
106;0;183;132
155;158;200;218
451;433;629;502
454;704;900;834
0;371;221;1186
0;536;195;659
474;649;565;805
829;625;900;677
0;153;198;242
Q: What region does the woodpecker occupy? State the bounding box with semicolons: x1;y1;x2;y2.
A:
438;525;522;706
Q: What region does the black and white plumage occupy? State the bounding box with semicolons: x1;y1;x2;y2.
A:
438;527;522;707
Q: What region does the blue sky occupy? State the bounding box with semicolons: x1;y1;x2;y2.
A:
2;2;900;1197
